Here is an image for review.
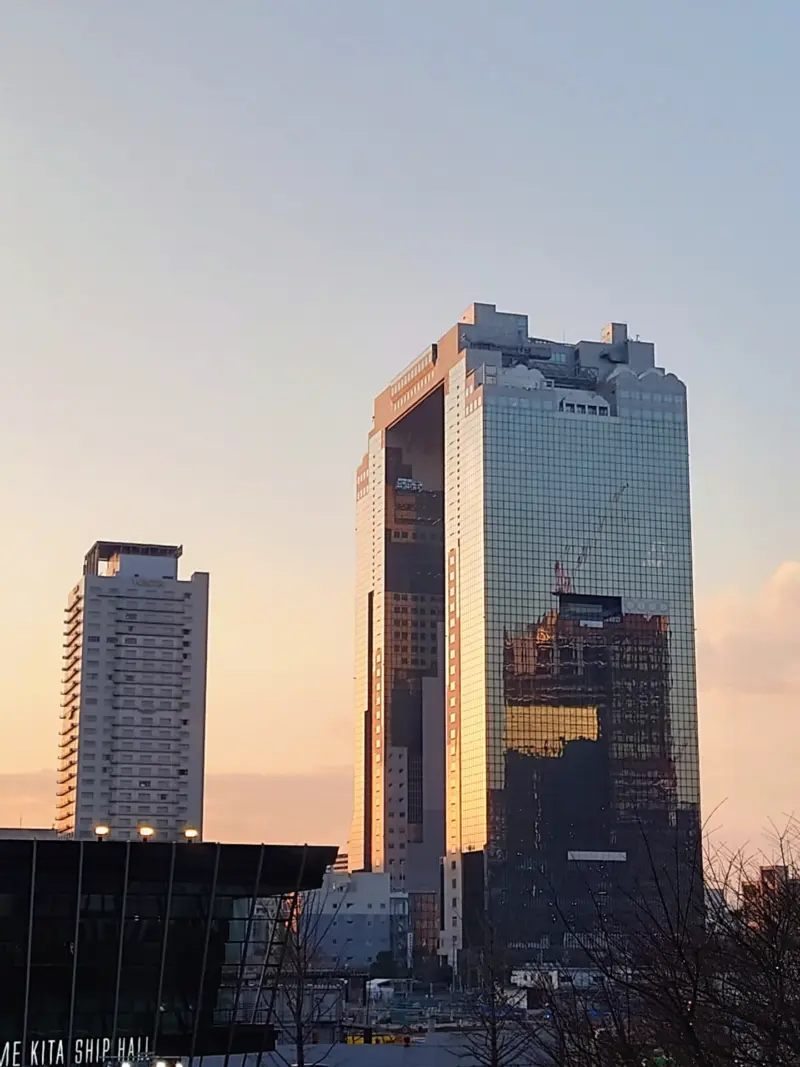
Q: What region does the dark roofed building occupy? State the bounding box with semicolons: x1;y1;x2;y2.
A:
0;839;336;1065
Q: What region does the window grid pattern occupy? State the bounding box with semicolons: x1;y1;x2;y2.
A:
350;435;385;872
476;391;699;954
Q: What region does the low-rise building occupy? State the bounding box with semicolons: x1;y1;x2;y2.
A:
307;870;408;972
0;838;337;1064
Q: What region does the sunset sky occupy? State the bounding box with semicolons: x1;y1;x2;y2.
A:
2;2;799;853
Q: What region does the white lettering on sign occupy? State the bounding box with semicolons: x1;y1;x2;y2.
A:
1;1037;149;1067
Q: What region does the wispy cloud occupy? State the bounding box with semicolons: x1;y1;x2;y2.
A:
698;561;800;696
697;562;800;848
204;770;350;845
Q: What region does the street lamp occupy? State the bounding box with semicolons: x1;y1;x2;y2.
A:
183;827;199;842
137;825;155;842
94;824;110;842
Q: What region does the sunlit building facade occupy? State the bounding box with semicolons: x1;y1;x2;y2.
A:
351;304;701;964
57;541;209;842
350;380;447;908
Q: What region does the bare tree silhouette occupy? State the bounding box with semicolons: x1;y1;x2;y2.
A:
520;818;800;1067
456;918;546;1067
271;878;352;1067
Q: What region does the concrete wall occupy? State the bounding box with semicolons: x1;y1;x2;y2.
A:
308;870;394;970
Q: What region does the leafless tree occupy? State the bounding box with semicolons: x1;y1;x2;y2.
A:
521;818;800;1067
249;875;351;1067
456;920;545;1067
706;822;800;1066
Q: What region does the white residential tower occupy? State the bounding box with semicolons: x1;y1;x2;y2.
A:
56;541;210;841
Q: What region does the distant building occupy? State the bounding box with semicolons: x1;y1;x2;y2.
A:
306;870;406;972
333;850;349;872
742;865;800;928
704;886;729;929
408;891;438;965
56;541;210;841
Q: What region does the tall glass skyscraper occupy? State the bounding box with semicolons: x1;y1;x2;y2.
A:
351;304;700;965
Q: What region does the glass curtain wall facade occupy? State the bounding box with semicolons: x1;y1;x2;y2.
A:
350;353;448;959
477;394;697;958
353;304;701;967
0;840;335;1065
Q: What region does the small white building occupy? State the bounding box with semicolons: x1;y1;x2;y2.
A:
307;870;408;971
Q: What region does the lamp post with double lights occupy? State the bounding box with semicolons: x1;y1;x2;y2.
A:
94;824;110;842
183;827;199;842
137;825;155;843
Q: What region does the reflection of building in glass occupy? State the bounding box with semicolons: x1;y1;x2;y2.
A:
500;595;680;953
351;303;700;967
0;840;335;1063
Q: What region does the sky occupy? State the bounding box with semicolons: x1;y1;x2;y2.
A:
1;1;799;852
